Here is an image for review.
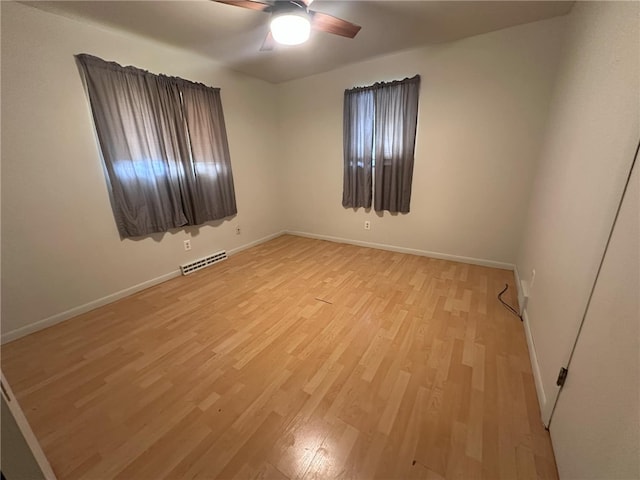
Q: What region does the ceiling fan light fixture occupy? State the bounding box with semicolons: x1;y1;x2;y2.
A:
270;11;311;46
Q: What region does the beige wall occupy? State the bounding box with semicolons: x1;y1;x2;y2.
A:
516;0;640;422
1;4;571;341
1;2;284;339
277;17;565;266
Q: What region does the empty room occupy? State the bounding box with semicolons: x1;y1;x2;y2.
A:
1;1;638;479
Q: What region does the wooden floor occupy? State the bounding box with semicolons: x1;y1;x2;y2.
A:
2;235;557;479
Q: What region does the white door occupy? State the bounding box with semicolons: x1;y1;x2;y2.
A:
1;373;56;479
549;162;639;478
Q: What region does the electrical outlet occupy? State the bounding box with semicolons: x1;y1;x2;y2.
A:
530;269;536;289
235;226;241;235
184;239;191;251
364;221;371;230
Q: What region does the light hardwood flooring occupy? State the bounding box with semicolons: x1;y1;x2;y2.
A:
2;235;557;479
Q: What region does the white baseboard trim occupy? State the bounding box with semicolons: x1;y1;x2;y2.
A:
514;265;525;313
227;231;286;256
1;231;286;345
285;230;515;270
1;269;181;345
522;309;548;426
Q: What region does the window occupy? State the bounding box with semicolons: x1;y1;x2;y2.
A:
76;54;237;238
342;75;420;213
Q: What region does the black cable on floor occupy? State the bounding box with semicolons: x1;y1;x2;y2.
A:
498;283;522;321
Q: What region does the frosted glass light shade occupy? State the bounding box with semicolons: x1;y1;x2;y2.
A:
270;13;311;46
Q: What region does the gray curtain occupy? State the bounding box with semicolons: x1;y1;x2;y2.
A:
343;75;420;213
76;54;237;238
374;76;420;213
343;88;374;208
180;82;237;225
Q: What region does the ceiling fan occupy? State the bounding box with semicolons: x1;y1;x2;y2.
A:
213;0;361;51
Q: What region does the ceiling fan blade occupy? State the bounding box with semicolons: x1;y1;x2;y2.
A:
213;0;272;12
309;11;361;39
260;31;275;51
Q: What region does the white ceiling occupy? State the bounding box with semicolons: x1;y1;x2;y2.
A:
24;1;574;83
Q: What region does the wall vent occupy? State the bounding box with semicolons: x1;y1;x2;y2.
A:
180;251;227;276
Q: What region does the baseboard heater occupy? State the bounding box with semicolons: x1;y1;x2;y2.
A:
180;250;227;275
